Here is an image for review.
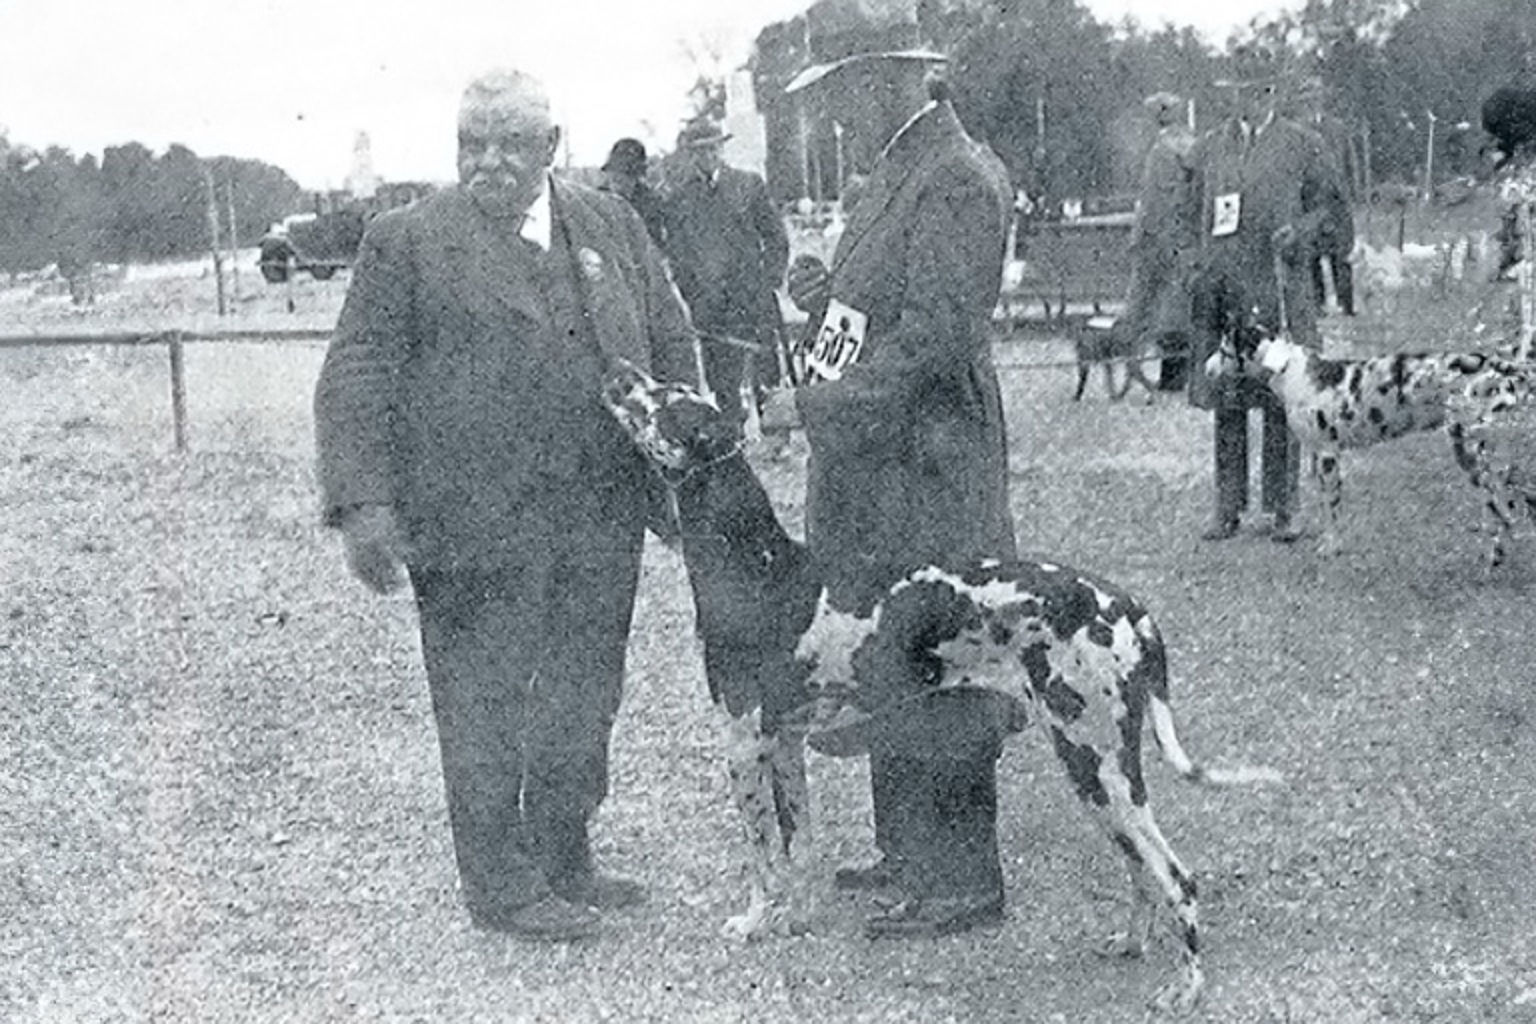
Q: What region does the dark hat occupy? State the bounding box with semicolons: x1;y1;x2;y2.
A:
601;137;648;176
677;119;731;149
784;1;945;95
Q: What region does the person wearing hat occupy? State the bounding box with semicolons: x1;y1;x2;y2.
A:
1122;90;1200;392
779;27;1021;938
658;117;790;430
600;137;666;246
1187;75;1346;542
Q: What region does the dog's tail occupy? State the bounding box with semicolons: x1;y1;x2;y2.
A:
1136;617;1285;787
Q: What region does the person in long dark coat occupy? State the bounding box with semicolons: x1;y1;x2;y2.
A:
782;40;1019;937
1123;91;1200;391
1187;82;1345;541
659;119;790;427
313;68;694;942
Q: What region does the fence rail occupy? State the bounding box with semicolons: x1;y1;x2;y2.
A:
0;327;335;451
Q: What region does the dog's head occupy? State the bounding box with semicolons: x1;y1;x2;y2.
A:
601;361;739;478
1202;313;1297;380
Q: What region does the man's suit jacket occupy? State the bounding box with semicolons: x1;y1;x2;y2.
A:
660;165;789;337
796;100;1017;609
1186;115;1341;410
313;180;695;570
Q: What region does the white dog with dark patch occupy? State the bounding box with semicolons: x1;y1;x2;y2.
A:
601;361;1281;1016
1206;333;1536;566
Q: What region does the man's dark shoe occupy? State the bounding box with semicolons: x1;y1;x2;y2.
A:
1270;515;1301;544
834;857;901;892
474;894;601;941
553;869;648;910
864;893;1005;938
1201;516;1239;541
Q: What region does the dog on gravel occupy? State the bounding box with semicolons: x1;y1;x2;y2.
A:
1205;332;1536;566
1072;315;1158;402
601;361;1281;1015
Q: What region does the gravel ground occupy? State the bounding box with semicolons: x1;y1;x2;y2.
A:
5;243;1536;1022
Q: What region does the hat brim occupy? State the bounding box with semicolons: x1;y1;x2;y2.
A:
679;133;732;148
785;48;948;95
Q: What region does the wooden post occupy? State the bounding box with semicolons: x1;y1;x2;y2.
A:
203;165;227;316
167;333;187;452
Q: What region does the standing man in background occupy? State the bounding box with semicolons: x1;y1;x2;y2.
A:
599;137;667;247
780;20;1023;937
313;68;695;942
1123;90;1200;392
1188;78;1345;542
660;118;790;429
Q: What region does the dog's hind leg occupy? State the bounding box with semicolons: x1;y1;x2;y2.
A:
1074;359;1091;401
722;708;787;940
1449;422;1518;570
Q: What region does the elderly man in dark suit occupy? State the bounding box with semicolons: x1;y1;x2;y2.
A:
781;29;1019;937
1188;79;1347;541
313;68;695;942
660;119;789;428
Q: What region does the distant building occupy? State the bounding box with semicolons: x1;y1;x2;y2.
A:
344;131;382;200
722;68;768;179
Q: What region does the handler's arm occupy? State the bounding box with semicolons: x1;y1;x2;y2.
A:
808;167;1002;406
313;211;414;527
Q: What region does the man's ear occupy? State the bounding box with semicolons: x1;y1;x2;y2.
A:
546;126;562;165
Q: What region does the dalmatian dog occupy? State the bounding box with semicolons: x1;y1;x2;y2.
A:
601;361;1281;1016
1205;332;1536;566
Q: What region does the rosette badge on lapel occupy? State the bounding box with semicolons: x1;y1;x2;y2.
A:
578;247;605;283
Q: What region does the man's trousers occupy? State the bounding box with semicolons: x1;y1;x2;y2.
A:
408;511;643;920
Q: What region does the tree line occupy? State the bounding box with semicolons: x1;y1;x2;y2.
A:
0;134;304;286
752;0;1536;204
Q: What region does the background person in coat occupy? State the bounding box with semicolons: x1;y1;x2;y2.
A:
659;118;790;429
313;68;695;942
599;137;667;247
782;37;1019;938
1187;79;1344;541
1123;90;1200;392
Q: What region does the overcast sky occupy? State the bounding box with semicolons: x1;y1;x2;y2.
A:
0;0;1292;190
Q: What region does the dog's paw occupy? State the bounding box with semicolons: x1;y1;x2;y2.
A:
721;911;763;942
1315;533;1344;558
1094;931;1146;960
1145;968;1204;1017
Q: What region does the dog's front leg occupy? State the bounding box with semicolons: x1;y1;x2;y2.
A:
722;709;784;940
1314;449;1345;556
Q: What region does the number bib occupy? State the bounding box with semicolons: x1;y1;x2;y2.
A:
1212;192;1242;237
799;299;869;382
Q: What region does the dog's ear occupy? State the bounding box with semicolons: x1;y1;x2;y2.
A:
1257;337;1291;373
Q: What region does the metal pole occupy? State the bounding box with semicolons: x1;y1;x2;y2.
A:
203;165;227;316
1422;110;1436;203
167;333;187;452
1519;199;1535;361
225;177;241;300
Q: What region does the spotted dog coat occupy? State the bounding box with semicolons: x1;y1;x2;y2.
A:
602;361;1281;1015
1208;334;1536;565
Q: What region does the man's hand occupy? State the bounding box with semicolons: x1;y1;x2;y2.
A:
340;503;408;594
758;386;801;432
787;254;830;313
1272;222;1301;259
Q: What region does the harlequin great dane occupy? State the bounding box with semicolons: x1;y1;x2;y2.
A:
1206;332;1536;566
601;361;1281;1016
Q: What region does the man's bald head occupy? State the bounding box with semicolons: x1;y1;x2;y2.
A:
457;68;560;219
